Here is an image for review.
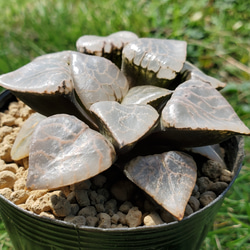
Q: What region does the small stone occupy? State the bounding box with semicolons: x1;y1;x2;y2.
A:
0;126;12;143
209;181;228;195
197;177;212;193
25;190;48;211
111;214;120;224
13;177;26;191
14;118;24;127
64;215;86;226
125;207;142;227
192;184;199;196
199;191;217;207
0;114;15;126
75;189;90;207
160;209;176;223
220;169;233;183
39;212;55;219
92;175;107;188
2;133;16;145
0;163;18;174
119;201;133;214
188;196;200;212
19;106;33;119
67;191;77;204
0;170;16;189
0;187;12;199
86;216;99;227
143;211;164;226
9;190;29;205
105;199;117;216
0;143;12;162
50;193;71;217
194;191;200;199
117;211;127;225
0;159;4;166
184;204;194;217
97;188;110;200
70;203;80;215
8;106;19;118
202;160;224;180
94;194;107;204
15;167;26;179
98;213;111;228
78;206;97;217
89;190;97;204
95;203;105;213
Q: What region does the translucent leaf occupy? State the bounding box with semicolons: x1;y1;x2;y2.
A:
122;38;187;88
160;80;250;147
90;101;159;153
11;113;46;161
71;53;129;110
185;145;226;168
124;151;197;220
26;114;116;190
76;31;138;67
121;85;173;111
179;61;226;89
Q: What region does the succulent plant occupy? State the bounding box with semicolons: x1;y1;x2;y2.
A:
0;31;249;221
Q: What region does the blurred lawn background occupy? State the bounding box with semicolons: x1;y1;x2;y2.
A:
0;0;249;249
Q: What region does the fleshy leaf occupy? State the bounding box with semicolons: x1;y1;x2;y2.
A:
178;61;226;89
76;31;138;67
11;113;46;161
26;114;116;190
71;52;129;110
121;85;173;111
122;38;187;88
159;80;250;147
185;145;226;168
124;151;197;220
89;101;159;153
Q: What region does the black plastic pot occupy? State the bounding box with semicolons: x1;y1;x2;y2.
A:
0;90;245;250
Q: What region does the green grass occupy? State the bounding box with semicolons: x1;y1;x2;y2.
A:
0;0;250;249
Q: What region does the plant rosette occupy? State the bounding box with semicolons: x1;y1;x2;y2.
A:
0;31;248;249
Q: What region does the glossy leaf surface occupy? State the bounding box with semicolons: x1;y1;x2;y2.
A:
11;113;46;161
179;61;226;89
121;85;173;110
72;53;129;109
124;151;197;220
160;80;250;147
122;38;187;87
90;101;159;153
26;114;116;190
76;31;138;67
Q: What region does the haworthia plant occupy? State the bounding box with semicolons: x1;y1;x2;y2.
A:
1;31;249;220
